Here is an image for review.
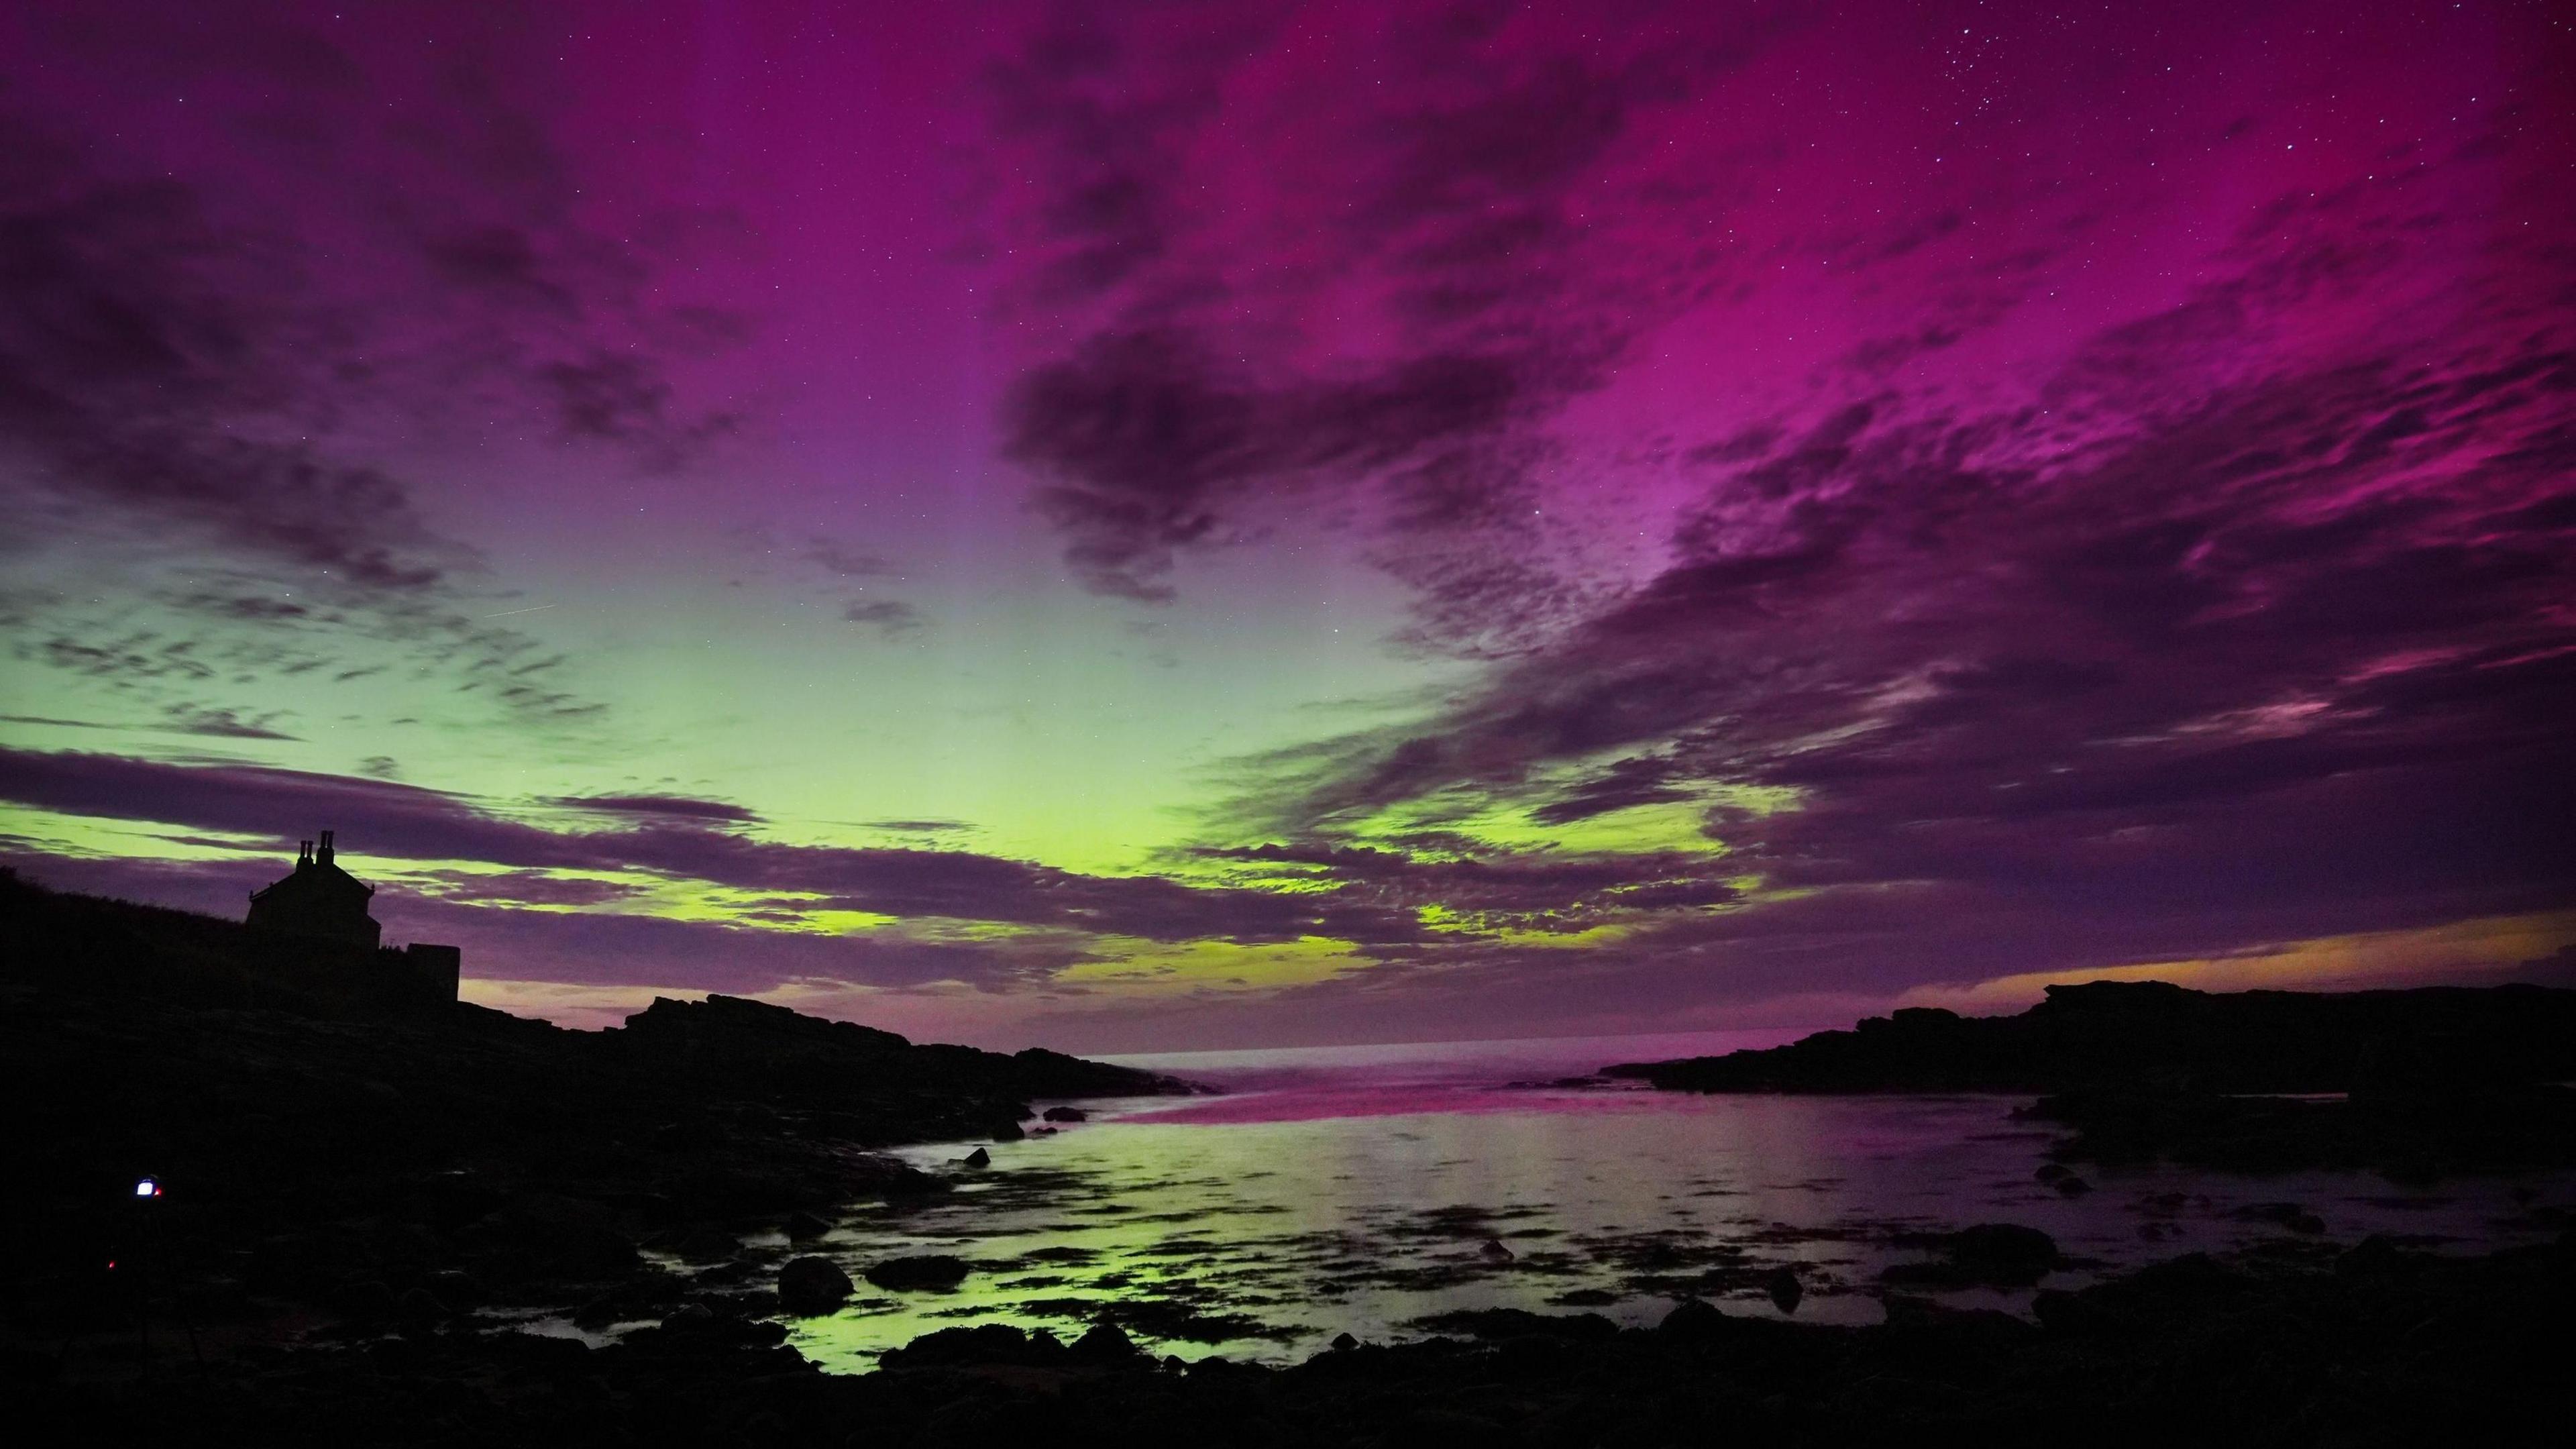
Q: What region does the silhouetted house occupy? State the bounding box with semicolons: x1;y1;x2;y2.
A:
248;830;380;948
246;830;460;1005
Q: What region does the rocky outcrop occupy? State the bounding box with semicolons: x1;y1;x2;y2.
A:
1605;981;2576;1095
1605;980;2576;1177
0;871;1190;1344
777;1257;854;1316
17;1234;2575;1444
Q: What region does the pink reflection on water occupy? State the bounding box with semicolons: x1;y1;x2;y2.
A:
1117;1083;1674;1126
1099;1028;1813;1126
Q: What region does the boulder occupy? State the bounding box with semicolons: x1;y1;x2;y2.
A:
865;1254;972;1291
1411;1308;1619;1342
1948;1224;2059;1281
777;1256;853;1316
957;1147;991;1169
1479;1238;1516;1263
994;1121;1026;1142
2237;1201;2328;1235
329;1279;396;1322
1764;1265;1804;1314
1882;1224;2059;1288
396;1286;450;1323
1330;1332;1359;1351
466;1194;637;1281
426;1269;485;1309
661;1303;714;1330
1042;1106;1089;1123
1656;1297;1733;1339
675;1227;739;1261
781;1210;829;1241
2336;1234;2407;1277
879;1323;1035;1369
1071;1320;1142;1362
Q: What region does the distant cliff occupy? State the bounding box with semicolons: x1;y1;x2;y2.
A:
0;867;1192;1303
1603;979;2576;1177
1603;979;2576;1095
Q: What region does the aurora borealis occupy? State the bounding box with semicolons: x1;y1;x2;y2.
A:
1;0;2569;1050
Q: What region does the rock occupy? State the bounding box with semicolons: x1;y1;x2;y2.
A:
865;1254;971;1291
777;1256;853;1316
994;1122;1026;1142
1949;1224;2059;1279
574;1273;689;1328
2053;1174;2094;1196
1479;1238;1516;1262
330;1279;396;1322
1411;1308;1619;1342
879;1324;1034;1369
395;1286;449;1323
675;1227;739;1260
1764;1265;1804;1314
466;1194;638;1281
1884;1223;2059;1288
2237;1202;2328;1235
1330;1332;1359;1351
1042;1106;1089;1122
957;1147;991;1169
1072;1321;1142;1362
1656;1297;1734;1339
2336;1234;2407;1277
661;1303;714;1330
780;1211;829;1240
427;1269;485;1308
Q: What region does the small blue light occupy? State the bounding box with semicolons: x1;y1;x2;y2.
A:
134;1177;160;1198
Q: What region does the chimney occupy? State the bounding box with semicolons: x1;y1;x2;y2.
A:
299;839;313;865
317;829;336;865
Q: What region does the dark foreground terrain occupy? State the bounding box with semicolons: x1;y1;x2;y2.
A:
1607;979;2576;1178
15;1232;2572;1446
0;872;1183;1379
11;875;2574;1444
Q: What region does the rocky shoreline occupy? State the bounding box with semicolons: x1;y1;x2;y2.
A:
1;871;1189;1404
1604;979;2576;1179
16;1230;2570;1444
13;877;2573;1442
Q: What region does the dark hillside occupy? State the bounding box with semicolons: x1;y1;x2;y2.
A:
0;869;1187;1340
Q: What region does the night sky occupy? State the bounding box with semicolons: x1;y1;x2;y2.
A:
2;1;2570;1049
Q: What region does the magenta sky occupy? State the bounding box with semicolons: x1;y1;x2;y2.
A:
3;1;2571;1049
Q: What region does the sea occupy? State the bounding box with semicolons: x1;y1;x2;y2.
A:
609;1033;2568;1370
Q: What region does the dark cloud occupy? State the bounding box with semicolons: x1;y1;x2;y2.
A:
988;4;1785;610
843;598;925;637
1246;316;2576;999
802;539;894;578
550;794;762;825
0;8;749;721
161;704;298;741
0;747;1423;949
1004;332;1527;600
0;847;1085;994
1197;839;1735;934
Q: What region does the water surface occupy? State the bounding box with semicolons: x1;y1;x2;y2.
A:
735;1035;2573;1370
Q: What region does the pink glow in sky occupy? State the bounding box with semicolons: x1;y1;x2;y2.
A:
1;1;2571;1049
